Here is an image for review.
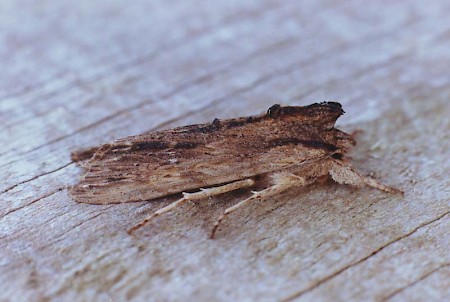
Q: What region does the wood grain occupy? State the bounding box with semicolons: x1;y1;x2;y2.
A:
1;0;449;301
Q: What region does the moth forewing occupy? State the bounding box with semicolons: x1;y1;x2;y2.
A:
70;102;402;237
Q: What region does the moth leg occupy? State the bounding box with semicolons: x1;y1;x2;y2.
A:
210;172;306;239
329;160;403;194
127;179;255;235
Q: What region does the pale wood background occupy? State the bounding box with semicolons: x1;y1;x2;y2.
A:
1;1;449;301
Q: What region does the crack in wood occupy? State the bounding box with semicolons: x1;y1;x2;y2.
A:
0;162;73;195
380;263;450;301
282;211;450;301
0;188;63;220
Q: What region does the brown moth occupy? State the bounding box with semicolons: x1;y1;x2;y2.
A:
70;102;402;238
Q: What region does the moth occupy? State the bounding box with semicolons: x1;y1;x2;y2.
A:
70;102;402;238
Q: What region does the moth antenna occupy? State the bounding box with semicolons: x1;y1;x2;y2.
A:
127;195;191;235
128;179;255;235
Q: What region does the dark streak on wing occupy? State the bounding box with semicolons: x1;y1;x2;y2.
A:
111;144;132;151
131;141;170;151
174;141;199;149
106;177;127;182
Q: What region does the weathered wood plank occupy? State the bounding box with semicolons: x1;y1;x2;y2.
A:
1;0;449;301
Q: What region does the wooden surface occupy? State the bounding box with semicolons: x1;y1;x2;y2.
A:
1;1;449;301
